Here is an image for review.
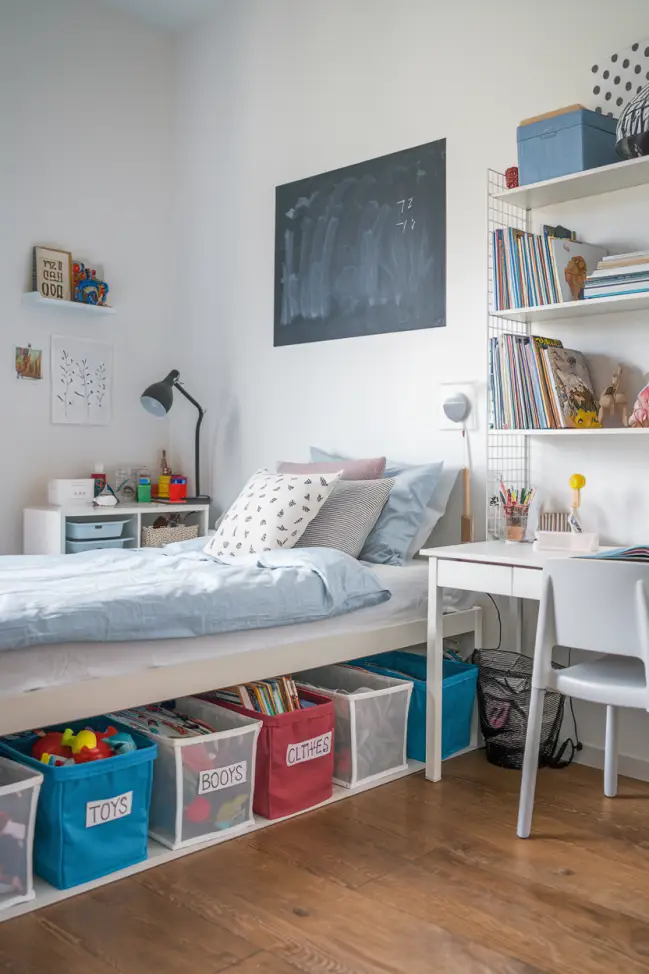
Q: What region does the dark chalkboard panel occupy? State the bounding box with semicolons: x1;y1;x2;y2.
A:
274;139;446;346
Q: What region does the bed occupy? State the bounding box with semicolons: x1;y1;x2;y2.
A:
0;556;480;735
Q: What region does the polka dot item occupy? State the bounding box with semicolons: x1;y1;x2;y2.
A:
590;38;649;117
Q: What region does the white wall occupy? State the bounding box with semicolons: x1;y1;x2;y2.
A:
0;0;175;553
173;0;649;766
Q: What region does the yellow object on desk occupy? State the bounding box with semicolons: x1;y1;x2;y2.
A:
158;475;171;499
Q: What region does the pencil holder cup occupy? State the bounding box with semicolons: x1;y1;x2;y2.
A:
504;504;528;543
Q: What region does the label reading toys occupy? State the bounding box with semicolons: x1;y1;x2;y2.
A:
286;732;332;766
86;791;133;828
197;760;248;795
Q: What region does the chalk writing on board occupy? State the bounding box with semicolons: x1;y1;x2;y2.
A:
274;139;446;345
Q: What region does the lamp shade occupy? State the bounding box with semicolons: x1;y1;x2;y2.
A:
140;369;179;416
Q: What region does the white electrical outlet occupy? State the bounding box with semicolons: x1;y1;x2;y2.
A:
437;383;477;430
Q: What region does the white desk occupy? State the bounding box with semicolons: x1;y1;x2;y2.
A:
420;541;608;782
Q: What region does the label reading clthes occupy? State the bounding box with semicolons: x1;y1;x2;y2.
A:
197;760;248;795
286;732;332;766
86;791;133;828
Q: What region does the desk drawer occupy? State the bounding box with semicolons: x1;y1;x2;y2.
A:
437;559;512;597
512;567;543;600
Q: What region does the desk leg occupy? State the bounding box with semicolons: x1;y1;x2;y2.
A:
470;606;483;749
513;598;523;654
426;557;443;782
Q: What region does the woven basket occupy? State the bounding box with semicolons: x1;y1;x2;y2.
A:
141;524;199;548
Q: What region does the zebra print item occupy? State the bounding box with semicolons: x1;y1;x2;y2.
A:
296;479;395;558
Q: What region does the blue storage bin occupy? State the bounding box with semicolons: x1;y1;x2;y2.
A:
0;718;156;890
351;651;478;761
517;108;618;185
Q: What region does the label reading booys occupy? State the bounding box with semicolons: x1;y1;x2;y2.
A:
286;732;332;766
197;760;248;795
86;791;133;828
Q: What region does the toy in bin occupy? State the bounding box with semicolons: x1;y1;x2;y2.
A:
31;725;136;766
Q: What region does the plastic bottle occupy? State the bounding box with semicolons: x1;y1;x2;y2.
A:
92;462;106;498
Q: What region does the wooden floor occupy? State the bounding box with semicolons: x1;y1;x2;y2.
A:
3;752;649;974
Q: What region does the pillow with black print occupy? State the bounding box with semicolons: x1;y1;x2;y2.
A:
203;468;343;559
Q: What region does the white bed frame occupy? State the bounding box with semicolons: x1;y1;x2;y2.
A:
0;605;482;921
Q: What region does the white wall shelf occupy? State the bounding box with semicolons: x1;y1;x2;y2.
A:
492;291;649;323
493;154;649;209
489;427;649;436
23;292;115;315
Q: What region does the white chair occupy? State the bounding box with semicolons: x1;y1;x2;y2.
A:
517;557;649;839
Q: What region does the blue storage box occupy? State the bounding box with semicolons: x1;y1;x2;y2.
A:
517;108;618;185
351;651;478;761
0;718;156;890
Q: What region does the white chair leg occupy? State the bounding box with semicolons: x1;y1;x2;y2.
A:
517;687;545;838
604;705;619;798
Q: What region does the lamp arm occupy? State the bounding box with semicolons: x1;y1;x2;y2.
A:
173;380;205;498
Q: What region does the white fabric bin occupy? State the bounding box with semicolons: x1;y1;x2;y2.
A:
137;698;261;850
0;757;42;911
296;664;412;788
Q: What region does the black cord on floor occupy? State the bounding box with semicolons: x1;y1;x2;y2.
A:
486;594;502;651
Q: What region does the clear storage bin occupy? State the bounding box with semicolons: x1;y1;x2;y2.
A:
0;757;42;911
296;664;412;788
134;698;262;850
66;518;131;540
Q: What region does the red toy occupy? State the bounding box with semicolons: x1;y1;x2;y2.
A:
505;166;519;189
31;732;72;763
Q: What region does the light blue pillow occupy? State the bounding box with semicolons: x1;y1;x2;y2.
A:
310;448;443;565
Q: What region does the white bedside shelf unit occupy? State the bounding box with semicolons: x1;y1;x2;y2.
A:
23;503;210;555
487;159;649;540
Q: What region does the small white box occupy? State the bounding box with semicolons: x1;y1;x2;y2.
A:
48;479;95;506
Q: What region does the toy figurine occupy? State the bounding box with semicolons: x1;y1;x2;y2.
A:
598;365;628;427
629;381;649;428
72;261;110;306
568;473;586;533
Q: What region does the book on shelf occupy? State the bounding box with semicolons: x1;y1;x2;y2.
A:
492;228;607;311
490;333;601;430
584;251;649;300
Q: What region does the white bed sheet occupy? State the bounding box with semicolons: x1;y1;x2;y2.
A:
0;561;436;698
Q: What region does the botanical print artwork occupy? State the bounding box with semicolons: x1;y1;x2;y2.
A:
51;335;112;425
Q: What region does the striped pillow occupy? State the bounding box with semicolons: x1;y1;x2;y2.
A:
296;479;395;558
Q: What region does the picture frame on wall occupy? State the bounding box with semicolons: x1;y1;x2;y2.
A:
33;246;73;301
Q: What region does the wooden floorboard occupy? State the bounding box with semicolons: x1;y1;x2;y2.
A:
3;752;649;973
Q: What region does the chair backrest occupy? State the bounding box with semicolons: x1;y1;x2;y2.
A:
536;558;649;674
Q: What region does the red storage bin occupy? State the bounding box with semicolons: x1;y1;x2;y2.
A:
198;689;334;819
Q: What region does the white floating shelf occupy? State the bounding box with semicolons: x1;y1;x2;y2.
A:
491;291;649;323
23;292;115;315
489;427;649;436
0;758;426;923
493;154;649;209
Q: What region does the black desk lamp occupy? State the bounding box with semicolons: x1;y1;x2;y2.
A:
140;369;211;503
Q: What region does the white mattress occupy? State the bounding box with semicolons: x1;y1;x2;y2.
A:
0;561;433;699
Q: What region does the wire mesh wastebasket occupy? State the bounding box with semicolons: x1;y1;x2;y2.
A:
473;650;565;769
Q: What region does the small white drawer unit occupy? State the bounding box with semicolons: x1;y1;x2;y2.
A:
23;503;210;555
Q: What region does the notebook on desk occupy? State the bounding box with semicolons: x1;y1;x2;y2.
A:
590;546;649;562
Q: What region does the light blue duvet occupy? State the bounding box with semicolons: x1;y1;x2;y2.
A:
0;543;390;651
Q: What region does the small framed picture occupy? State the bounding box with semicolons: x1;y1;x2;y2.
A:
33;246;72;301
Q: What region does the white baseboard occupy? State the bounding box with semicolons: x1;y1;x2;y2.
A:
576;744;649;784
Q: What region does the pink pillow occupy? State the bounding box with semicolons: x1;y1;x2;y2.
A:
278;457;386;480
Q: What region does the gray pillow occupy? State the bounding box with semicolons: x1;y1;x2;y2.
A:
296;479;394;558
